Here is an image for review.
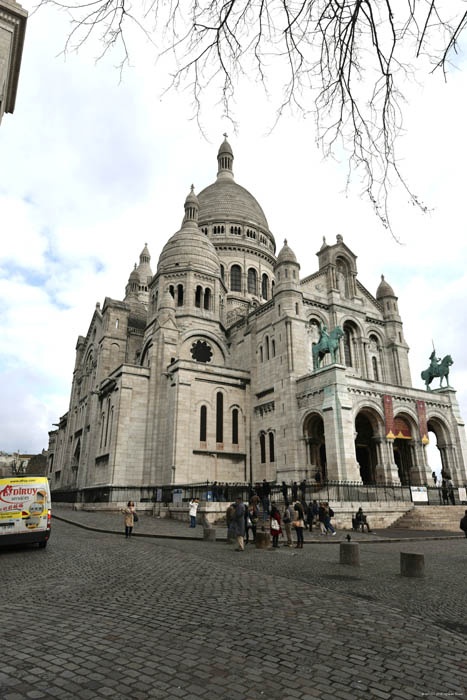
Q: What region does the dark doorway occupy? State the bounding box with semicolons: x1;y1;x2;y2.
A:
304;414;326;481
355;413;377;484
393;439;412;484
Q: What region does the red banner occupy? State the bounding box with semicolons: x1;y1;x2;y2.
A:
383;395;395;439
416;400;429;444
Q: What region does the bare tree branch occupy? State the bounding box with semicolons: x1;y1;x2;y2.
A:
34;0;467;235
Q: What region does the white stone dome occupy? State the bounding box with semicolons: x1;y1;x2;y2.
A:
198;179;269;231
157;227;220;275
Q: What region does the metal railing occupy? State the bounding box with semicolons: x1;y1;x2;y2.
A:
51;480;467;506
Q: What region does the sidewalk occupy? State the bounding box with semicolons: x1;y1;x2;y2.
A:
52;506;464;543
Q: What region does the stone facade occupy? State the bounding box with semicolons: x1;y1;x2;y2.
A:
48;139;467;501
0;0;27;123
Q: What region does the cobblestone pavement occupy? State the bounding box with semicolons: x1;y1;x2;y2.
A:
1;520;466;700
52;506;464;542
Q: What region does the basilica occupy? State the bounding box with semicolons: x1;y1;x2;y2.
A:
48;138;467;502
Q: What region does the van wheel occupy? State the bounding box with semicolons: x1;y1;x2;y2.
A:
38;541;47;548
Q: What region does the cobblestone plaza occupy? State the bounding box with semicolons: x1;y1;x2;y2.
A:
1;519;466;699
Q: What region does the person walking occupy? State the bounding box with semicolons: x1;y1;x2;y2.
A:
122;500;136;539
293;501;305;549
189;498;199;528
261;479;271;521
245;502;259;544
460;510;467;538
232;497;246;551
324;503;337;535
282;502;293;547
318;502;327;534
270;504;282;548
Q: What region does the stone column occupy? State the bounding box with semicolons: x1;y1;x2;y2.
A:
383;438;400;484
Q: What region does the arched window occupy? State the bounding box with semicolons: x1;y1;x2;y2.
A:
109;407;114;445
220;264;225;281
260;346;263;362
169;285;175;298
115;319;119;329
204;288;211;310
247;268;257;295
103;399;111;446
271;339;275;357
262;274;269;300
265;336;270;360
216;392;223;443
269;432;275;462
195;286;202;308
177;284;184;306
100;412;105;449
200;406;207;442
260;433;266;463
343;323;354;367
232;409;239;445
230;265;242;292
372;356;379;381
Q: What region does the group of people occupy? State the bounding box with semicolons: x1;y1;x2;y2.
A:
226;496;338;551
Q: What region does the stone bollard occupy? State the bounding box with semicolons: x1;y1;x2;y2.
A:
400;552;425;578
203;528;216;542
255;531;271;549
340;542;360;566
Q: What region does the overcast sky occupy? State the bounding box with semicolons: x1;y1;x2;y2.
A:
0;4;466;474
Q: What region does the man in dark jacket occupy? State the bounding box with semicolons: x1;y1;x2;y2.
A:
232;497;246;551
281;481;288;504
460;510;467;538
291;481;298;501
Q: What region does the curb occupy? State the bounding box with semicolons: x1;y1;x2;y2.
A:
52;514;464;545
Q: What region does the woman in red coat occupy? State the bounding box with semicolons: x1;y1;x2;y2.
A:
270;504;282;548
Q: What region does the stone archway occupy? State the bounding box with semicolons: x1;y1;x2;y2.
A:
427;416;453;481
354;408;384;484
304;413;326;481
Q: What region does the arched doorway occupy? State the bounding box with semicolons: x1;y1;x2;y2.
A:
393;415;414;485
427;417;452;481
304;413;326;481
354;410;382;484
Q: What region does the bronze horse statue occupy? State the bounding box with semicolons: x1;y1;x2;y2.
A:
312;327;344;369
421;355;453;391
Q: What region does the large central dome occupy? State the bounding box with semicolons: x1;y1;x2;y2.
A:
197;136;271;236
198;180;269;231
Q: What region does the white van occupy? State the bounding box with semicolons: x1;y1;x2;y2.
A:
0;476;52;548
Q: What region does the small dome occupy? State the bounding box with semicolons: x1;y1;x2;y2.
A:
185;185;198;207
129;264;139;281
218;135;233;156
276;239;298;265
157;190;221;276
376;274;395;299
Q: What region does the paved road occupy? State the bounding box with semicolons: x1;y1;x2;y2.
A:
1;519;466;700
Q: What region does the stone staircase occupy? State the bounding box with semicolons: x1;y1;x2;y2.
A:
392;505;466;532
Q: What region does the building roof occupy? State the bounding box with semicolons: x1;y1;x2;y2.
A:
376;274;396;299
276;239;298;265
198;180;269;230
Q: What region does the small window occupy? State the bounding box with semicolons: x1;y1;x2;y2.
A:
260;433;266;464
204;288;211;310
177;284;184;306
115;319;119;329
230;265;242;292
216;393;223;443
200;406;207;442
195;286;202;308
232;409;239;445
269;432;275;463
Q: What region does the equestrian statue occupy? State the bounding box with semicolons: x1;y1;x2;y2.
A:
421;349;453;391
312;323;344;370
